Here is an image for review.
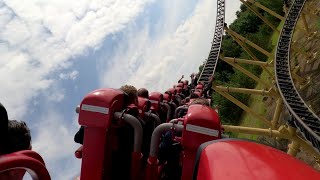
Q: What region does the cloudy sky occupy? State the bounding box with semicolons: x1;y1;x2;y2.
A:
0;0;241;179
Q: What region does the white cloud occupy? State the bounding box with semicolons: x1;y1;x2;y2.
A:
0;0;153;179
47;92;65;102
31;110;80;179
225;1;242;25
0;0;152;119
59;70;79;80
100;0;241;92
32;113;75;161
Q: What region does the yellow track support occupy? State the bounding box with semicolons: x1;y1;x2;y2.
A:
223;125;320;159
245;0;285;21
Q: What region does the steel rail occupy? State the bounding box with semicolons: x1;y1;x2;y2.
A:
198;0;225;87
275;0;320;152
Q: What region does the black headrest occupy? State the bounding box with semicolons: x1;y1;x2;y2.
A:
126;104;139;117
118;89;130;106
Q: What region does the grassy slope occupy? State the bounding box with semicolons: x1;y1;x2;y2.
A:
237;21;284;140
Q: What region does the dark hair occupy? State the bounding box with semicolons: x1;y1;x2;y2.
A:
189;93;199;99
164;91;172;96
7;120;31;153
137;88;149;98
189;98;210;106
120;85;138;105
0;102;9;154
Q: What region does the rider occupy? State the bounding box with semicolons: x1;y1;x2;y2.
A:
6;120;32;153
137;88;149;98
190;73;199;89
74;85;140;145
0;103;32;180
120;85;139;106
203;75;214;98
113;85;140;179
189;97;210;107
158;130;182;179
178;75;184;83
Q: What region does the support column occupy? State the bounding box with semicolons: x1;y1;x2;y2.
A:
223;125;290;139
301;13;310;35
271;98;283;129
291;66;311;90
225;27;272;58
213;85;271;126
283;5;288;15
224;27;274;78
223;125;320;159
288;140;301;156
240;0;279;33
287;126;301;156
303;6;319;20
223;57;273;67
291;42;317;62
246;0;284;21
220;56;276;94
214;86;273;96
299;77;311;91
227;32;261;62
292;72;306;85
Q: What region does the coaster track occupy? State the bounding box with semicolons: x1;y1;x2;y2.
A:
198;0;225;87
275;0;320;152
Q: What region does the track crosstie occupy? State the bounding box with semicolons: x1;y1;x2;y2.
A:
198;0;225;87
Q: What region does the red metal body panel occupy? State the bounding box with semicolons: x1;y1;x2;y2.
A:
183;84;188;90
13;150;46;165
79;88;124;128
167;88;176;95
175;87;182;94
149;92;163;112
195;90;203;96
177;83;184;88
196;140;320;180
75;146;83;159
163;93;170;103
196;84;204;90
183;80;189;85
187;99;195;105
126;104;139;117
145;156;159;180
181;105;221;180
137;97;151;118
193;91;202;97
0;150;51;180
131;152;143;180
78;88;124;180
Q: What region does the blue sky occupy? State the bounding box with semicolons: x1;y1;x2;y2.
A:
0;0;241;179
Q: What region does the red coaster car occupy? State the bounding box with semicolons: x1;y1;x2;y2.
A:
193;139;320;180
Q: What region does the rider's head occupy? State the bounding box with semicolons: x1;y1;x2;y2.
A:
189;93;200;99
189;97;210;107
137;88;149;98
7;120;32;152
120;85;138;105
